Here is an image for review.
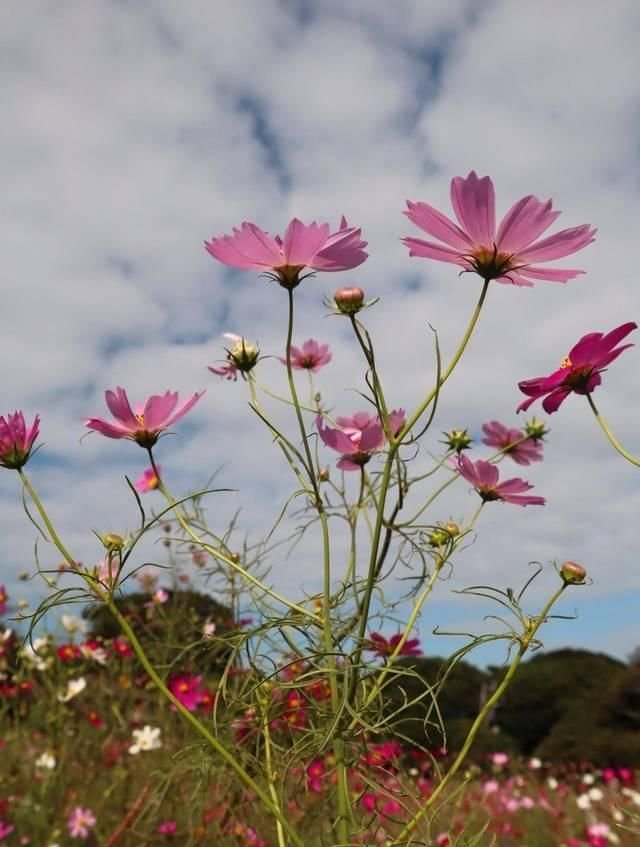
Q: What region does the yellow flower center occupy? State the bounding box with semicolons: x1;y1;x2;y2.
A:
559;356;573;369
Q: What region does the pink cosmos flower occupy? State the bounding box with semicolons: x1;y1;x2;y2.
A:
316;409;405;471
134;466;161;493
455;453;545;506
0;822;14;840
402;171;596;286
517;322;637;413
169;673;207;712
85;387;203;448
481;421;544;465
0;411;40;469
157;820;177;836
205;216;368;289
366;632;422;657
67;806;97;839
279;339;332;372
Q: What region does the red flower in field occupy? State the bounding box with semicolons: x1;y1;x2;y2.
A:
205;216;368;289
280;689;308;729
402;171;595;286
279;339;332;372
481;421;544;466
112;637;133;658
85;387;203;448
57;643;82;662
517;322;637;413
455;454;545;507
306;757;326;793
86;710;105;729
366;632;422;658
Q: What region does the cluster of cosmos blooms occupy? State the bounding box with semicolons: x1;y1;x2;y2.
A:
0;172;634;506
2;585;639;845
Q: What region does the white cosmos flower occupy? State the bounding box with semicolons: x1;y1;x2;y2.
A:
128;725;162;755
57;676;87;702
576;793;591;810
20;637;53;671
35;752;56;770
61;615;86;634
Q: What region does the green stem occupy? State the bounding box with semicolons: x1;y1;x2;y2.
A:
19;470;77;569
392;582;567;844
396;279;490;444
146;450;322;625
587;394;640;467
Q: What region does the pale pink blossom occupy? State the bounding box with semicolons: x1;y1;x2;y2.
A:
481;421;544;465
0;411;40;469
455;453;545;506
279;339;332;372
85;387;203;448
316;409;405;470
402;171;595;286
205;217;367;289
67;806;96;839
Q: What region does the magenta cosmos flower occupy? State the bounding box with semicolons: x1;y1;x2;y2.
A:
205;216;367;289
517;322;637;414
279;339;332;372
134;466;161;493
85;388;203;448
366;632;422;657
316;409;405;471
67;806;97;839
481;420;544;466
402;171;596;287
456;453;545;506
0;411;40;469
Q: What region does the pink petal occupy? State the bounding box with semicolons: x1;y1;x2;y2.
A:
84;418;131;439
502;493;546;506
494;272;536;287
205;223;283;270
473;459;500;488
542;388;572;413
496;478;533;495
450;172;496;245
496;195;560;253
403;201;472;250
143;392;179;429
282;219;330;266
358;423;384;453
518;224;596;263
316;417;358;455
401;237;468;266
105;388;138;428
163;391;204;427
336;456;362;471
516;266;584;284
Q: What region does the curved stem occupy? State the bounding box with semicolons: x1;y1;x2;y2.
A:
392;582;567;844
397;279;490;444
587;394;640;467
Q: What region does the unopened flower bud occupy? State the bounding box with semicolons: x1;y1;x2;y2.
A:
227;337;260;372
442;428;472;453
524;417;549;442
318;466;330;482
560;560;587;585
103;533;124;550
444;522;460;537
334;286;365;314
428;529;449;547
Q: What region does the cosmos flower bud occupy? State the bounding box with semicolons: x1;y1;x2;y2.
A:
442;428;472;453
428;522;460;547
524;417;549;442
318;466;330;482
227;336;260;372
560;561;587;585
102;533;125;550
333;286;365;314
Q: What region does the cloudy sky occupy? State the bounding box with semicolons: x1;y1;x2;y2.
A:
2;0;640;665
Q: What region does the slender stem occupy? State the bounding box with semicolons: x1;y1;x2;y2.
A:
261;702;287;847
349;315;391;434
587;394;640;467
392;582;567;844
146;450;322;625
396;279;490;444
19;470;77;569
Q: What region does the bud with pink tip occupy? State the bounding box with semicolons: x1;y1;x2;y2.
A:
560;561;587;585
333;286;365;314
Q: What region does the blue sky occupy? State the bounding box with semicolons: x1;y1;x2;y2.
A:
2;0;640;665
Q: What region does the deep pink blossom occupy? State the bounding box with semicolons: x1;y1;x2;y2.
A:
517;322;637;413
134;466;161;493
402;171;595;286
0;411;40;469
279;339;332;372
366;632;422;657
67;806;97;839
316;409;405;471
0;821;14;840
169;674;207;712
157;820;177;836
455;453;545;506
205;217;367;289
481;421;544;465
85;387;203;448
